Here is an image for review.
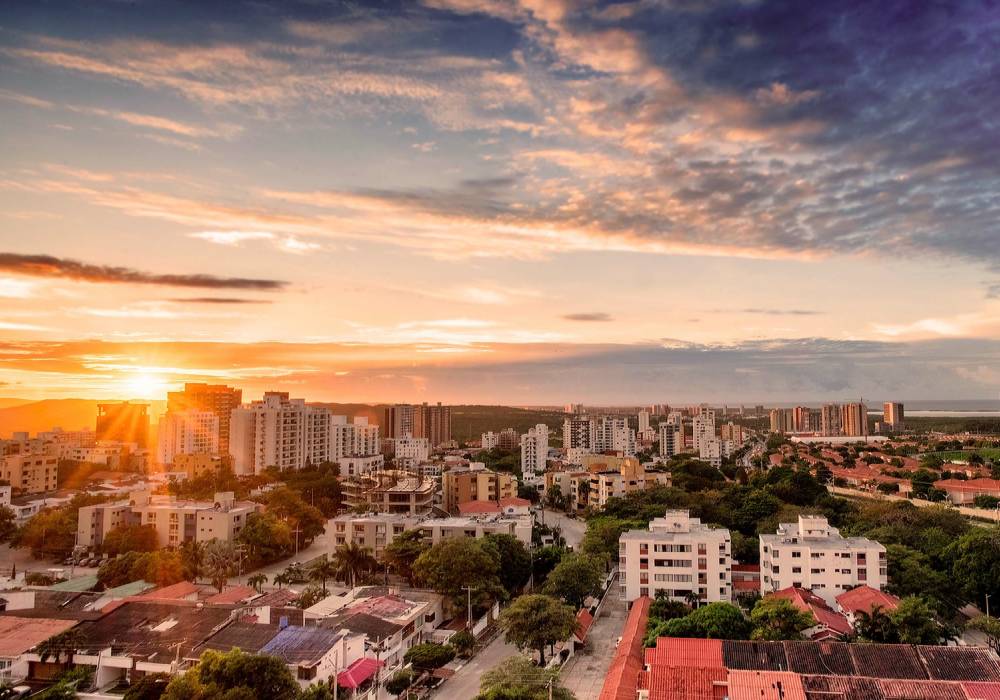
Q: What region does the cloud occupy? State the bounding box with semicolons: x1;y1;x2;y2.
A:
563;312;613;322
0;253;287;290
739;308;824;317
168;297;272;305
189;231;320;254
0;321;50;332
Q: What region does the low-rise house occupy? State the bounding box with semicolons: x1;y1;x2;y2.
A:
767;587;852;640
261;625;363;688
934;478;1000;505
835;585;901;626
0;616;77;683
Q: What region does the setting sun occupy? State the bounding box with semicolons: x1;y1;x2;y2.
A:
124;373;168;400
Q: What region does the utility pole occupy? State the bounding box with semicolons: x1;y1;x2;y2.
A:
292;525;302;556
548;677;553;700
987;593;991;619
462;586;476;629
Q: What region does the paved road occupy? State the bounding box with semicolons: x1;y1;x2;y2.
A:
434;634;521;698
537;507;586;549
560;592;627;699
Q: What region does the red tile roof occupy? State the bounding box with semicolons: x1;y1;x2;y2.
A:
575;608;594;643
877;679;967;699
962;681;1000;700
337;657;383;689
0;616;77;657
768;587;851;637
498;497;531;507
727;670;806;700
457;500;501;514
599;596;650;700
205;585;255;605
648;637;724;669
934;478;1000;493
835;585;900;616
734;579;760;591
647;665;728;700
139;581;200;600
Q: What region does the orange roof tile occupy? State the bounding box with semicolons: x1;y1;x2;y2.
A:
599;596;650;700
835;585;900;616
727;670;806;700
0;616;77;657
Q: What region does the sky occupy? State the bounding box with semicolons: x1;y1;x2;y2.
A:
1;0;999;404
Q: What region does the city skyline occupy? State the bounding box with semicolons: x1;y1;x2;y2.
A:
2;1;1000;403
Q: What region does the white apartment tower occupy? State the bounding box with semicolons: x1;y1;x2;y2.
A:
594;416;637;457
520;424;549;485
760;515;887;606
229;392;332;475
619;510;732;603
562;418;594;451
692;408;716;454
156;410;220;465
481;431;499;450
638;410;651;433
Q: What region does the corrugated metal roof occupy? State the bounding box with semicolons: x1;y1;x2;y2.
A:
918;646;1000;681
48;575;99;592
850;643;927;679
877;679;966;699
260;625;344;665
723;640;791;671
648;638;723;669
800;674;883;700
784;641;856;676
728;670;806;700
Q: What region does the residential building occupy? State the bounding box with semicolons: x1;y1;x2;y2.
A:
562;417;594;451
229;392;332;475
820;403;842;436
166;383;242;457
341;470;435;515
691;408;715;454
419;513;531;546
769;408;795;433
497;428;520;451
384;403;451;446
156;409;219;465
767;587;851;640
638;410;651;433
883;402;905;431
0;451;58;494
720;422;744;443
659;422;682;457
933;477;1000;505
520;423;549;484
338;454;385;477
391;435;430;465
698;437;723;468
481;431;499;450
173;453;223;480
619;509;732;603
442;463;516;514
77;490;263;549
759;515;887;606
331;513;423;559
332;510;533;552
840;402;868;438
594;416;637;456
96;401;150;447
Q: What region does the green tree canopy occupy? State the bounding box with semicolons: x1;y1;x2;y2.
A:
383;530;429;586
403;642;455;671
162;649;301;700
890;596;946;644
542;553;603;610
498;594;577;665
483;533;532;596
101;524;159;556
264;487;326;547
236;512;293;566
475;654;576;700
662;602;750;640
749;598;815;641
414;538;505;609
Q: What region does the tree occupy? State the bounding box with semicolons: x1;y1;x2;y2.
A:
545;485;567;511
483;533;532;596
414;538;505;610
101;524;158;556
35;627;85;665
854;605;899;643
180;540;204;581
403;643;455;672
498;594;577;666
890;596;945;644
308;555;338;594
450;630;475;658
297;584;325;609
947;527;1000;607
531;545;565;586
161;649;300;700
97;550;186;589
203;540;238;593
0;506;17;544
264;487;326;547
385;670;415;697
542;553;603;610
579;517;633;563
332;542;377;588
750;598;815;641
237;512;293;566
123;673;170;700
967;615;1000;655
475;656;575;700
663;602;750;640
299;684;334;700
273;572;291;589
11;494;108;560
384;530;429;586
247;573;268;593
35;667;93;699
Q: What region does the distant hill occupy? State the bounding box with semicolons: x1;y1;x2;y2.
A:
0;398;35;410
0;399;166;438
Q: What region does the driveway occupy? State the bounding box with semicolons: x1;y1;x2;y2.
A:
559;592;628;699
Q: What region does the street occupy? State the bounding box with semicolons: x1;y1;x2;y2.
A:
537;506;586;549
433;634;520;698
559;592;627;699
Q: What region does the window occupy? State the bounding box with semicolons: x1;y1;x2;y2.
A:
792;567;801;574
791;551;801;558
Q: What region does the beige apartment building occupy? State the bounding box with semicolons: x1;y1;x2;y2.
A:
331;511;532;556
77;490;263;549
760;515;887;606
173;453;224;480
341;470;435;515
0;452;58;494
442;464;516;514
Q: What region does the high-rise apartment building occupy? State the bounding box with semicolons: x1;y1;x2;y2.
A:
384;403;451;446
760;515;887;606
156;410;220;466
442;463;517;513
638;410;651;433
659;423;682;457
229;392;332;475
840;402;868;438
166;383;242;457
481;431;499;450
619;510;732;603
720;422;744;443
497;428;520;451
96;402;150;447
594;416;636;457
769;408;795;433
330;416;380;461
883;402;904;431
820;404;841;436
520;423;549;484
392;435;430;464
562;418;594;451
692;408;716;454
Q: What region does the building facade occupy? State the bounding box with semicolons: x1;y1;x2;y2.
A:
166;383;242;457
520;423;549;485
96;402;150;447
229;392;332;475
442;463;516;514
156;410;220;466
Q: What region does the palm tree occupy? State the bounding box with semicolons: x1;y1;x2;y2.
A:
333;542;376;588
684;591;701;609
273;572;290;589
180;540;204;582
308;556;338;595
247;573;268;593
203;540;238;593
